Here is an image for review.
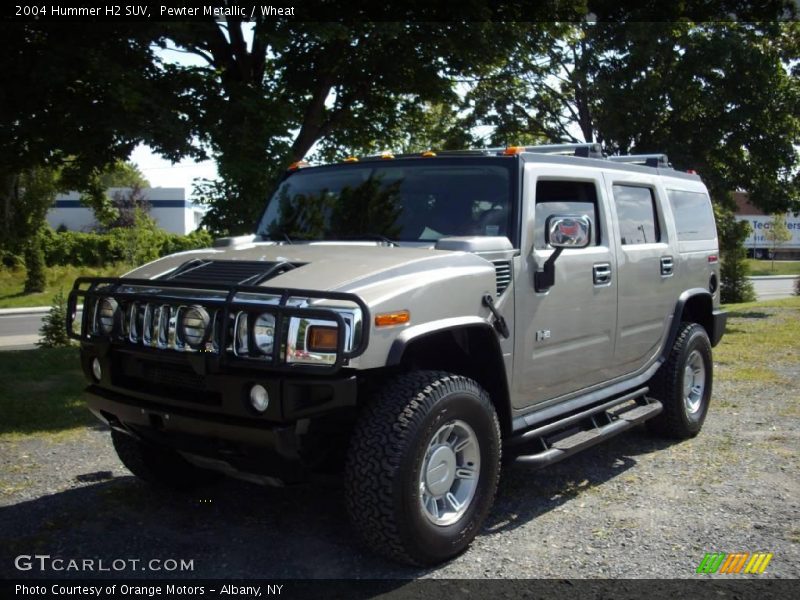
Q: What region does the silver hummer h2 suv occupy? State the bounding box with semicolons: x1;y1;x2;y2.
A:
68;143;726;565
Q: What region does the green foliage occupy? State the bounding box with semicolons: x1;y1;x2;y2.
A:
764;213;792;256
0;167;61;254
37;290;72;348
162;21;546;234
39;224;213;269
465;21;800;215
715;204;756;303
23;236;46;294
79;164;152;228
1;250;23;270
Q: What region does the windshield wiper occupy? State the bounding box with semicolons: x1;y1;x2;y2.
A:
260;231;294;244
338;234;398;247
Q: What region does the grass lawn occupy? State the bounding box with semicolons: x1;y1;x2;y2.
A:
0;346;93;439
745;259;800;276
0;264;127;309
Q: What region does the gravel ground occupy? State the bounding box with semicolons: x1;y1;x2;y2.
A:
1;313;797;580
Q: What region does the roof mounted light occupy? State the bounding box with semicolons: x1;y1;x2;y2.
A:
421;150;437;157
503;146;525;155
287;160;309;171
380;151;395;160
343;156;359;162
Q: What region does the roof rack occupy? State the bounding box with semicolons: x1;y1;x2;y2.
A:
514;143;604;158
608;154;671;168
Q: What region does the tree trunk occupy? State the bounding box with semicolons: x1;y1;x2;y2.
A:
1;173;19;244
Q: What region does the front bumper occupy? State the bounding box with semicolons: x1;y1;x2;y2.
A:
82;344;359;483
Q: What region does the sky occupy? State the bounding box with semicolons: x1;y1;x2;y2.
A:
129;39;221;192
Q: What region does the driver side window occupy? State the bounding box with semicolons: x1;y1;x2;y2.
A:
533;181;600;250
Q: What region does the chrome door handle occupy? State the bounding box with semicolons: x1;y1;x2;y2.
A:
661;256;674;277
593;263;612;285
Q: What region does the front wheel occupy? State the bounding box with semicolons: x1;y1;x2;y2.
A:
647;322;713;439
344;371;501;565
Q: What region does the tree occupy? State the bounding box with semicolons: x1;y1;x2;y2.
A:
80;162;152;229
157;16;563;235
715;204;756;303
466;21;800;214
0;22;198;250
764;213;792;270
38;290;72;348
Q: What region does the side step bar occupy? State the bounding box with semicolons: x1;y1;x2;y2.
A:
512;391;662;468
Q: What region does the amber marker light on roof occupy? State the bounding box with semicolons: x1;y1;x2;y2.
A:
375;310;410;327
287;160;309;171
380;152;395;160
503;146;525;155
421;151;437;157
343;156;359;162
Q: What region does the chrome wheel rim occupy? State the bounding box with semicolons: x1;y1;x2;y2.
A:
419;420;480;527
683;350;706;415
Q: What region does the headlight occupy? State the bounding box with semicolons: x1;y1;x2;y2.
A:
253;313;276;355
235;312;249;355
180;306;210;348
96;297;118;334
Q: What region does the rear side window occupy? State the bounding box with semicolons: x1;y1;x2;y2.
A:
534;181;599;249
612;185;660;245
668;189;717;241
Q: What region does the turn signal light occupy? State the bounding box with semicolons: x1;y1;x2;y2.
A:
375;310;410;327
307;326;338;352
503;146;525;155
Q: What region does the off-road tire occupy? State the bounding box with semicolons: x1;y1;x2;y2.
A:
647;322;713;439
111;430;218;490
344;371;501;566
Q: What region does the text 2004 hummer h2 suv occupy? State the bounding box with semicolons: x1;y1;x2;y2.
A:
68;143;726;565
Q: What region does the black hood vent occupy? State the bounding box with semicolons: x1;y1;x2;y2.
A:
163;260;305;286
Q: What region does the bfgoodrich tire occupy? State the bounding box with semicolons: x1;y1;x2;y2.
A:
344;371;501;566
111;430;218;490
647;322;713;439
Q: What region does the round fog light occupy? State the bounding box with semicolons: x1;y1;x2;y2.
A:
250;384;269;413
91;358;102;382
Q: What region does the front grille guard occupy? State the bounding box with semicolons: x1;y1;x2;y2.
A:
67;276;370;374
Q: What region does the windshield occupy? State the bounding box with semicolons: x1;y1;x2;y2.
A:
256;159;514;243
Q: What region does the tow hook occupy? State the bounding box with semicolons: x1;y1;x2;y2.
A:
482;294;510;339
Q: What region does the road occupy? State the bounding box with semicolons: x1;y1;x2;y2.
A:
0;312;45;350
0;277;796;350
749;276;798;300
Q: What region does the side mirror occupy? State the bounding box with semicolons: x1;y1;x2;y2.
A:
535;215;591;292
545;215;591;249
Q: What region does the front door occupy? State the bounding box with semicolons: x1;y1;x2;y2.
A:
512;166;618;409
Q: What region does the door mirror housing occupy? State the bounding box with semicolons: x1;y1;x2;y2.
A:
535;215;591;292
545;215;591;249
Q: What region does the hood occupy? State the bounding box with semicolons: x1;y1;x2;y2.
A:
123;242;494;297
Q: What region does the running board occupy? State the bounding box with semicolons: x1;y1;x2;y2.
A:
513;397;662;468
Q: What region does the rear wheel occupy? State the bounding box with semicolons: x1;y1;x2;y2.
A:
647;322;713;439
111;430;218;490
345;371;501;565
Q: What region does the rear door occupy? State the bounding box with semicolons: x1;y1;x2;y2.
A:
604;172;676;375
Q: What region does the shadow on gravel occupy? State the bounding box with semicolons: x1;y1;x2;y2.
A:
0;426;682;579
486;426;678;535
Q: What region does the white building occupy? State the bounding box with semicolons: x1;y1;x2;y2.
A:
734;192;800;259
47;187;206;235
